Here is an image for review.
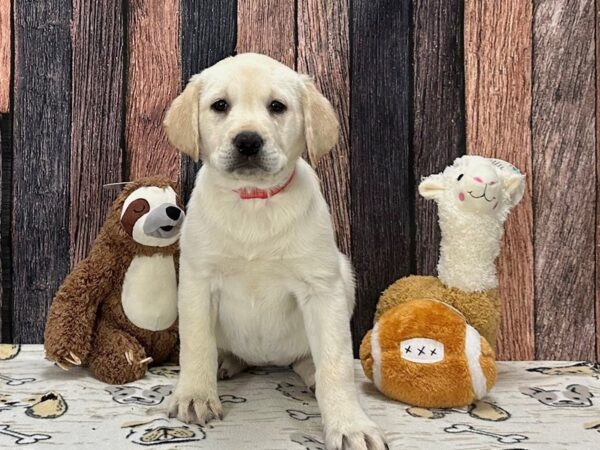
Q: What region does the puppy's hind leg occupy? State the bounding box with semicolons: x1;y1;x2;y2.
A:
218;352;248;380
293;356;316;392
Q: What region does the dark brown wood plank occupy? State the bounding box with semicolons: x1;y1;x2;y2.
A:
126;0;181;181
12;1;71;343
0;116;3;340
350;0;413;355
533;0;595;360
297;0;351;256
465;0;534;360
0;115;10;342
413;0;465;276
237;0;296;68
0;0;9;113
597;0;600;362
70;0;125;266
180;0;237;202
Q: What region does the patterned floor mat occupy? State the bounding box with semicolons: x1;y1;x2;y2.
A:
0;345;598;449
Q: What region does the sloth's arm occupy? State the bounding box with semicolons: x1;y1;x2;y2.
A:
44;245;120;366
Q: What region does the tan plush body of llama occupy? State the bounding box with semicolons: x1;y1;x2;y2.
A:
360;156;525;407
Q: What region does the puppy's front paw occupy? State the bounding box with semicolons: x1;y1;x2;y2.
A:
167;384;223;426
325;414;387;450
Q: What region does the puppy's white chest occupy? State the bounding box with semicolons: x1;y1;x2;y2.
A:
216;266;309;366
121;254;178;331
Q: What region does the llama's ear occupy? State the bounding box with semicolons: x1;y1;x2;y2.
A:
419;174;445;200
504;173;526;206
301;75;339;166
163;74;203;162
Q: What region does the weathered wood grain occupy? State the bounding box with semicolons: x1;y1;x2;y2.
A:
533;0;595;360
464;0;534;360
350;0;413;355
597;0;600;362
180;0;237;202
0;0;9;113
237;0;296;68
12;1;71;343
413;0;465;276
0;115;9;342
126;0;181;181
70;0;125;267
297;0;351;256
0;116;3;340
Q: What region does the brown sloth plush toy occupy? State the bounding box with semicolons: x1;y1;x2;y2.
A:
44;177;185;384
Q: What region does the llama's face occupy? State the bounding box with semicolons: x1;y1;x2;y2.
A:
447;162;502;213
419;156;525;217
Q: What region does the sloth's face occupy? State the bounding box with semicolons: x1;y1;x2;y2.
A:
120;186;184;247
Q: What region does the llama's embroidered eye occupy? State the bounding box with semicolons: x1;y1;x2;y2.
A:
457;174;464;181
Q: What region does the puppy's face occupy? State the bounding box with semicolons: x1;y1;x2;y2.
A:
199;59;304;176
164;53;339;181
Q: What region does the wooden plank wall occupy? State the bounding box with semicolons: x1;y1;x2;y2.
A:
179;0;237;199
12;1;72;343
464;1;535;360
127;0;181;181
70;0;125;266
0;0;10;341
0;0;598;361
532;0;596;361
350;0;413;354
413;0;465;276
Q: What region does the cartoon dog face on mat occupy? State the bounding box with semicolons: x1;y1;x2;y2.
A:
106;385;173;406
520;384;593;408
124;418;206;446
527;362;600;378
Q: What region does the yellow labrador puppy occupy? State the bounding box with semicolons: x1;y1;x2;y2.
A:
164;53;386;450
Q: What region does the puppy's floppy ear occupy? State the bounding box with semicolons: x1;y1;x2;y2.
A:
163;74;202;162
301;75;339;166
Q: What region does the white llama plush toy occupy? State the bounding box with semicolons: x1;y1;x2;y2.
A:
419;155;525;292
360;156;525;408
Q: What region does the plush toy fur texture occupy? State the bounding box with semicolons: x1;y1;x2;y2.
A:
44;177;181;384
376;275;500;348
360;299;496;408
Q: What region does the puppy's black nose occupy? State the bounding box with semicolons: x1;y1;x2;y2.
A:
166;206;181;220
233;131;263;156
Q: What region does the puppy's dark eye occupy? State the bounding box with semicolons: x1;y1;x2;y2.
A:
457;174;464;181
211;99;229;113
269;100;286;114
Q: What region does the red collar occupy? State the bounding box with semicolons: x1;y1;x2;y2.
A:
235;170;296;200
